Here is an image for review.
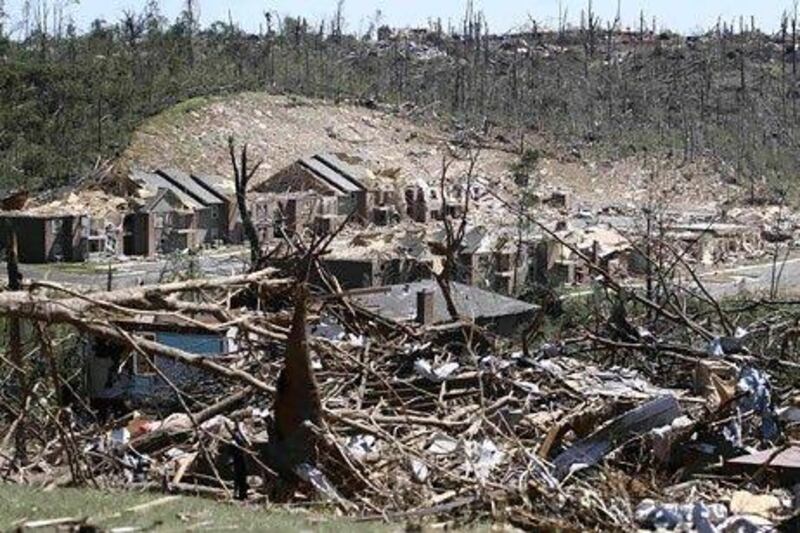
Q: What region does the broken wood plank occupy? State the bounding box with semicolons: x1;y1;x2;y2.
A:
725;445;800;484
552;395;681;480
21;517;85;529
124;495;181;513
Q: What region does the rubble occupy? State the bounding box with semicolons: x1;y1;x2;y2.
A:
1;120;799;531
0;235;796;530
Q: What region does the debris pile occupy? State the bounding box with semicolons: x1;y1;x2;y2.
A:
0;245;798;531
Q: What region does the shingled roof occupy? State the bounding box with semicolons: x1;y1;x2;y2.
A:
259;153;372;195
350;280;537;325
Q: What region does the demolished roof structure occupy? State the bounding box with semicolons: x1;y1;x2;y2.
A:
0;196;799;532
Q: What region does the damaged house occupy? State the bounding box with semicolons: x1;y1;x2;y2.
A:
248;191;339;240
256;153;399;226
428;226;531;296
86;315;237;409
0;211;90;263
541;224;632;286
666;222;763;266
318;228;436;290
124;169;232;256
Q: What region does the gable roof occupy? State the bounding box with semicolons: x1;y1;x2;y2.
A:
297;154;366;194
142;188;193;213
156;169;225;206
131;170;203;210
189;173;235;201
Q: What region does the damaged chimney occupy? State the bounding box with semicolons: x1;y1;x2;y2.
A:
416;289;435;326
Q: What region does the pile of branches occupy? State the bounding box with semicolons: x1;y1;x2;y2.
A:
0;242;798;530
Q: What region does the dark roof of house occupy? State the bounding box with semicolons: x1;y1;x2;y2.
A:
295;153;369;195
157;169;225;206
142;188;193;213
349;280;537;325
189;173;233;202
132;170;203;210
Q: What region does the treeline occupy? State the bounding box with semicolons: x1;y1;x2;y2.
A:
0;0;799;201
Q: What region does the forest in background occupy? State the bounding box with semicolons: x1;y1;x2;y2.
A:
0;0;799;202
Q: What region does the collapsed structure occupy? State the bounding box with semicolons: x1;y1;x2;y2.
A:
0;146;798;532
87;314;237;410
0;211;89;263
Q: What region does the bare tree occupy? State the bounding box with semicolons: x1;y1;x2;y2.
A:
435;143;480;321
228;136;263;268
181;0;199;66
332;0;344;42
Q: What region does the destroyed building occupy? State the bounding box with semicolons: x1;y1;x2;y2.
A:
666;222;764;266
257;153;399;226
317;227;436;289
0;211;90;263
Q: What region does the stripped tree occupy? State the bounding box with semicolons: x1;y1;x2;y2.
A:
228;136;264;268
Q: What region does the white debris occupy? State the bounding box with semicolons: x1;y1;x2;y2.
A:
414;359;460;382
463;439;505;482
410;458;430;483
346;434;379;462
428;434;459;455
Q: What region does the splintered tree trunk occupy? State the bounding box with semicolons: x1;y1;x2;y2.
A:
228;137;264;268
6;228;26;464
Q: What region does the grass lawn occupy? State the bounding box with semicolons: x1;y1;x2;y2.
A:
0;484;391;532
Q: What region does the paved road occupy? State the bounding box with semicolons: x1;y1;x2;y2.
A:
12;247;251;290
700;256;800;298
565;256;800;301
6;247;800;299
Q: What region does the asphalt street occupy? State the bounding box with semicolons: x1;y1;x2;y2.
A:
6;247;800;299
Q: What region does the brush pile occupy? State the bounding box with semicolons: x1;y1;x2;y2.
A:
0;260;798;531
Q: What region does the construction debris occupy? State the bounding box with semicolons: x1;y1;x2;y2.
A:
1;134;799;531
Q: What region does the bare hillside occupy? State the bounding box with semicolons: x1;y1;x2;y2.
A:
117;92;741;213
120;92;513;189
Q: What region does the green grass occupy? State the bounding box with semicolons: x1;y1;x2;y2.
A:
0;484;390;532
143;96;216;132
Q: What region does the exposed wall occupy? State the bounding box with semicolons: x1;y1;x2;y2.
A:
86;330;231;407
0;215;89;264
319;258;378;289
123;212;155;257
